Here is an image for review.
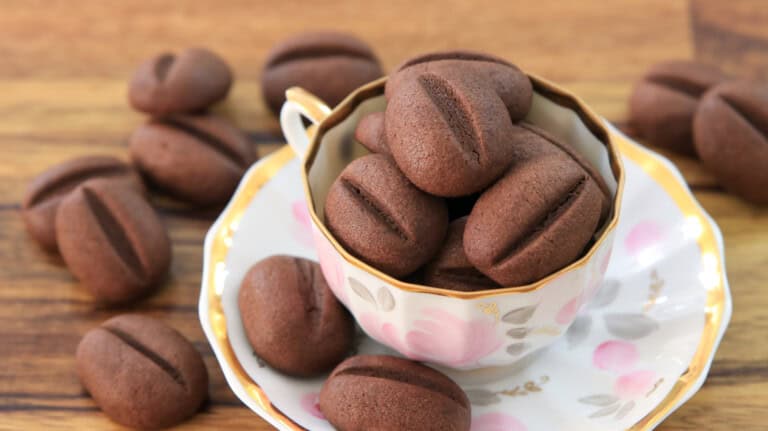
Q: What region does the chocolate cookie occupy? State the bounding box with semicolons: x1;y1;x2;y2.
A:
262;32;383;114
324;154;448;277
386;50;533;121
22;156;144;252
465;153;603;286
129;114;255;206
56;178;171;304
76;314;208;429
514;122;611;221
320;355;471;431
354;111;389;154
628;60;729;155
238;255;354;377
422;217;499;291
385;71;517;196
129;47;233;115
693;80;768;204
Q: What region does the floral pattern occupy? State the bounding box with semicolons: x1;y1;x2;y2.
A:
624;220;665;257
615;370;658;399
358;308;502;368
556;295;582;325
405;308;503;367
291;200;313;248
299;392;324;419
593;340;638;372
312;226;347;305
580;338;662;421
471;413;528;431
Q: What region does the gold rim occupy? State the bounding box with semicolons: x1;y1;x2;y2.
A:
299;76;626;299
204;132;727;431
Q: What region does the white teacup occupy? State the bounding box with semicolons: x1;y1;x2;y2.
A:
280;75;624;370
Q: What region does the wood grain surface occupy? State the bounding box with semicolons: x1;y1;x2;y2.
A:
1;0;766;429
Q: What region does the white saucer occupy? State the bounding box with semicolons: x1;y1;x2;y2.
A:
199;125;731;431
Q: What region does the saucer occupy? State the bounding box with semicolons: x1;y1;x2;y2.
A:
199;125;731;431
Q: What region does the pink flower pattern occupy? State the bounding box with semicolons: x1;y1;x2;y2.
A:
291;200;313;248
405;308;503;367
614;370;657;399
471;413;527;431
358;312;411;355
624;220;665;257
359;308;502;367
312;225;347;305
556;295;582;325
593;340;638;373
299;392;324;419
583;339;660;420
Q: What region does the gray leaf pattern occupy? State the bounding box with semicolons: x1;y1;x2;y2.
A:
604;313;659;340
566;315;592;348
589;403;621;418
591;279;620;308
578;394;619;406
615;400;635;420
376;286;395;311
348;277;376;307
506;327;531;339
502;305;537;324
465;389;501;406
506;342;528;356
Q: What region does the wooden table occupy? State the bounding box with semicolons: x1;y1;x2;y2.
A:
1;1;766;429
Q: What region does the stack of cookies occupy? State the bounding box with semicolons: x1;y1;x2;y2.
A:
325;51;612;290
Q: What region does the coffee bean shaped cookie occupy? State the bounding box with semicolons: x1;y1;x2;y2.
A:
22;156;144;253
324;154;448;277
422;217;499;291
130;115;255;206
262;32;383;114
238;255;354;377
76;314;208;429
629;60;729;155
693;80;768;204
320;355;471;431
465;153;603;286
56;178;171;304
129;47;233;115
386;50;533;121
514;122;612;221
386;71;517;197
354;111;389;154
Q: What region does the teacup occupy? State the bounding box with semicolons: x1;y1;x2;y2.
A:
279;75;624;370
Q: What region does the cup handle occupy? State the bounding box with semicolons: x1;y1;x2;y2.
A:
280;87;332;159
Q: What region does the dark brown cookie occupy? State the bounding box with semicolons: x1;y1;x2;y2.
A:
129;114;255;206
238;255;354;377
320;355;470;431
22;156;145;253
422;217;500;291
693;80;768;204
76;314;208;429
354;111;389;154
385;71;517;197
324;154;448;277
128;47;233;115
465;153;603;286
56;178;171;304
514;122;612;221
386;50;533;121
262;32;383;114
628;60;729;155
